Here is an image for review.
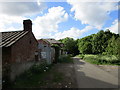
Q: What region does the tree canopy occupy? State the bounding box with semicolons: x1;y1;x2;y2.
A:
59;29;120;58
77;29;120;56
59;37;79;56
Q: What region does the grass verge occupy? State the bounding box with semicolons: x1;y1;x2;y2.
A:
78;54;120;65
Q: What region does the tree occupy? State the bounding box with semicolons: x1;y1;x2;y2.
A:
116;37;120;59
59;37;79;56
105;35;120;57
92;30;113;54
78;42;92;54
78;34;94;54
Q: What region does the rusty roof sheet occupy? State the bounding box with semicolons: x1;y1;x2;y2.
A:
0;31;29;47
43;39;62;44
37;38;62;45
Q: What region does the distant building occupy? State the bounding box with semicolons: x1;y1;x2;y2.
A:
1;20;38;81
38;39;64;64
44;39;64;56
118;26;120;35
38;39;55;64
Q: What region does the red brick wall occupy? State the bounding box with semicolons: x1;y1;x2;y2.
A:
11;31;38;63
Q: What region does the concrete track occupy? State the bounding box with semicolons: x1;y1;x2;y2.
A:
73;57;118;88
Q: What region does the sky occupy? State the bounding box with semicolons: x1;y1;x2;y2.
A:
0;0;119;40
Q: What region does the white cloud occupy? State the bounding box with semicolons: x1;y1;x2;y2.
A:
0;1;45;32
0;2;46;16
65;0;119;2
52;26;93;40
106;19;119;34
0;6;69;40
0;14;26;32
32;6;68;39
67;1;118;29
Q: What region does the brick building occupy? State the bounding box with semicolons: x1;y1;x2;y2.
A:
1;20;38;82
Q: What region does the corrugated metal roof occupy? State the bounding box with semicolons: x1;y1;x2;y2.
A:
0;31;29;47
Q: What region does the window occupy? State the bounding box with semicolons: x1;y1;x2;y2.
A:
44;45;46;47
29;40;31;44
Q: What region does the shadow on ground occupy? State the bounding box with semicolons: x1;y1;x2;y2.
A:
73;57;119;89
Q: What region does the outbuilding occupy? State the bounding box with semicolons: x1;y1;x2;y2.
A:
38;39;64;64
1;19;38;82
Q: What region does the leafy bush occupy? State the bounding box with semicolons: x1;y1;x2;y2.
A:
58;55;73;63
30;63;47;74
15;62;52;82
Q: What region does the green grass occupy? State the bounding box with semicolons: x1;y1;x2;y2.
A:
78;54;120;65
58;55;73;63
76;54;84;59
